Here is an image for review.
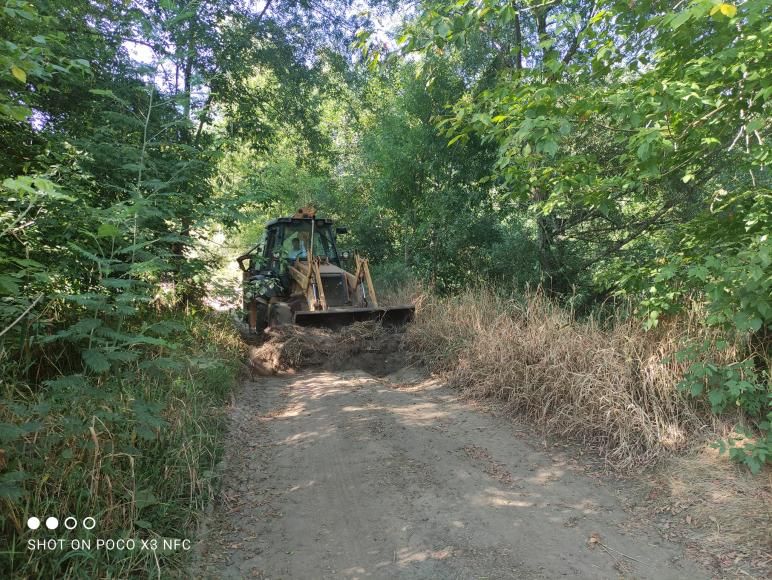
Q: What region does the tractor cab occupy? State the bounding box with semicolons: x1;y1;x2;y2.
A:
240;212;344;272
264;215;342;268
237;209;349;301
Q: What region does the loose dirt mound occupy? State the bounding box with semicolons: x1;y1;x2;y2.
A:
246;321;411;376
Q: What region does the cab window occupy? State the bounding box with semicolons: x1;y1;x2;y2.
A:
281;222;339;263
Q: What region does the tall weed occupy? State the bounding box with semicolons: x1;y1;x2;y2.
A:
0;312;241;578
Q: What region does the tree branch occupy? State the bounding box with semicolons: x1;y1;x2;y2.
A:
0;294;44;338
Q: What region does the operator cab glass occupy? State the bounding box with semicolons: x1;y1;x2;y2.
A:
264;220;341;267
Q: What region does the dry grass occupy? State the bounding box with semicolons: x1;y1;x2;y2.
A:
377;277;427;307
634;444;771;575
406;287;740;470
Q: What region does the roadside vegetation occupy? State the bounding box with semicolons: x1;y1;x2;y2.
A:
1;313;240;578
407;288;744;469
405;287;769;573
0;0;358;576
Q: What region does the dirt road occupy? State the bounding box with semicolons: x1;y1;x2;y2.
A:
194;369;705;579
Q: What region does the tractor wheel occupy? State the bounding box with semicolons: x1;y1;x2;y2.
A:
268;302;293;327
245;299;269;333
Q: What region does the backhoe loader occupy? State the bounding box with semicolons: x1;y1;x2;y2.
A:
236;208;414;332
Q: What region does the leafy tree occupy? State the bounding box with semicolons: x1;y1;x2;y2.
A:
385;0;770;467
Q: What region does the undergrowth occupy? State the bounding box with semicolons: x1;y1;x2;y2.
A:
406;287;764;471
0;312;242;578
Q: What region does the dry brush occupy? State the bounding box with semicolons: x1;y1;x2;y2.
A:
406;288;737;469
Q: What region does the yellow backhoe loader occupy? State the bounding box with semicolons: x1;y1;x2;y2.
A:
236;208;414;332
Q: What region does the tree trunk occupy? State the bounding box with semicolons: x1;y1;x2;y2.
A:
513;2;522;71
531;186;567;294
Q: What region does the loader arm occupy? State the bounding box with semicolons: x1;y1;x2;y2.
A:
289;253;378;311
350;254;378;307
288;259;325;311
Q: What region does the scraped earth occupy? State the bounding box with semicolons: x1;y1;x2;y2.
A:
193;349;709;579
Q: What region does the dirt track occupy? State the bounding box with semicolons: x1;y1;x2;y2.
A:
194;368;706;579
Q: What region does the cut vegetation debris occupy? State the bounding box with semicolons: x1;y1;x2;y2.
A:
406;288;744;470
246;321;410;376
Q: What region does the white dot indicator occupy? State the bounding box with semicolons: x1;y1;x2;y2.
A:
27;517;41;530
83;517;96;530
45;517;59;530
64;517;77;530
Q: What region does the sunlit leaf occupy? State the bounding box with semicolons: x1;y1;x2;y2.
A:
719;4;737;18
10;65;26;83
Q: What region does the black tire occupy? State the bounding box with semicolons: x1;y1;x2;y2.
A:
268;302;294;327
245;299;269;332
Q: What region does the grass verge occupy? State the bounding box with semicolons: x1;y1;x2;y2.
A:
0;311;242;578
405;287;744;469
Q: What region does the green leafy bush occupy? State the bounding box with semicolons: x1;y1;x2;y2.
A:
0;313;241;578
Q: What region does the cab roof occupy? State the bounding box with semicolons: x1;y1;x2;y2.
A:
265;216;335;227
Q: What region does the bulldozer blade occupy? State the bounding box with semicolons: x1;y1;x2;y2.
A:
293;306;414;329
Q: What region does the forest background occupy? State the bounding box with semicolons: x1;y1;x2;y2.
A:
0;0;769;576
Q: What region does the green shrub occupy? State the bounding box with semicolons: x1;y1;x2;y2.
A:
0;312;241;578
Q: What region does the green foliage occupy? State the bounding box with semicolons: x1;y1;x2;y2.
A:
0;1;378;576
388;0;770;470
608;188;771;469
0;313;241;577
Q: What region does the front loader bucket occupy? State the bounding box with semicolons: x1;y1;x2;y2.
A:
293;305;414;329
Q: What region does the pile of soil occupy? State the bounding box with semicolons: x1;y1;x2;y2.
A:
245;321;411;376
